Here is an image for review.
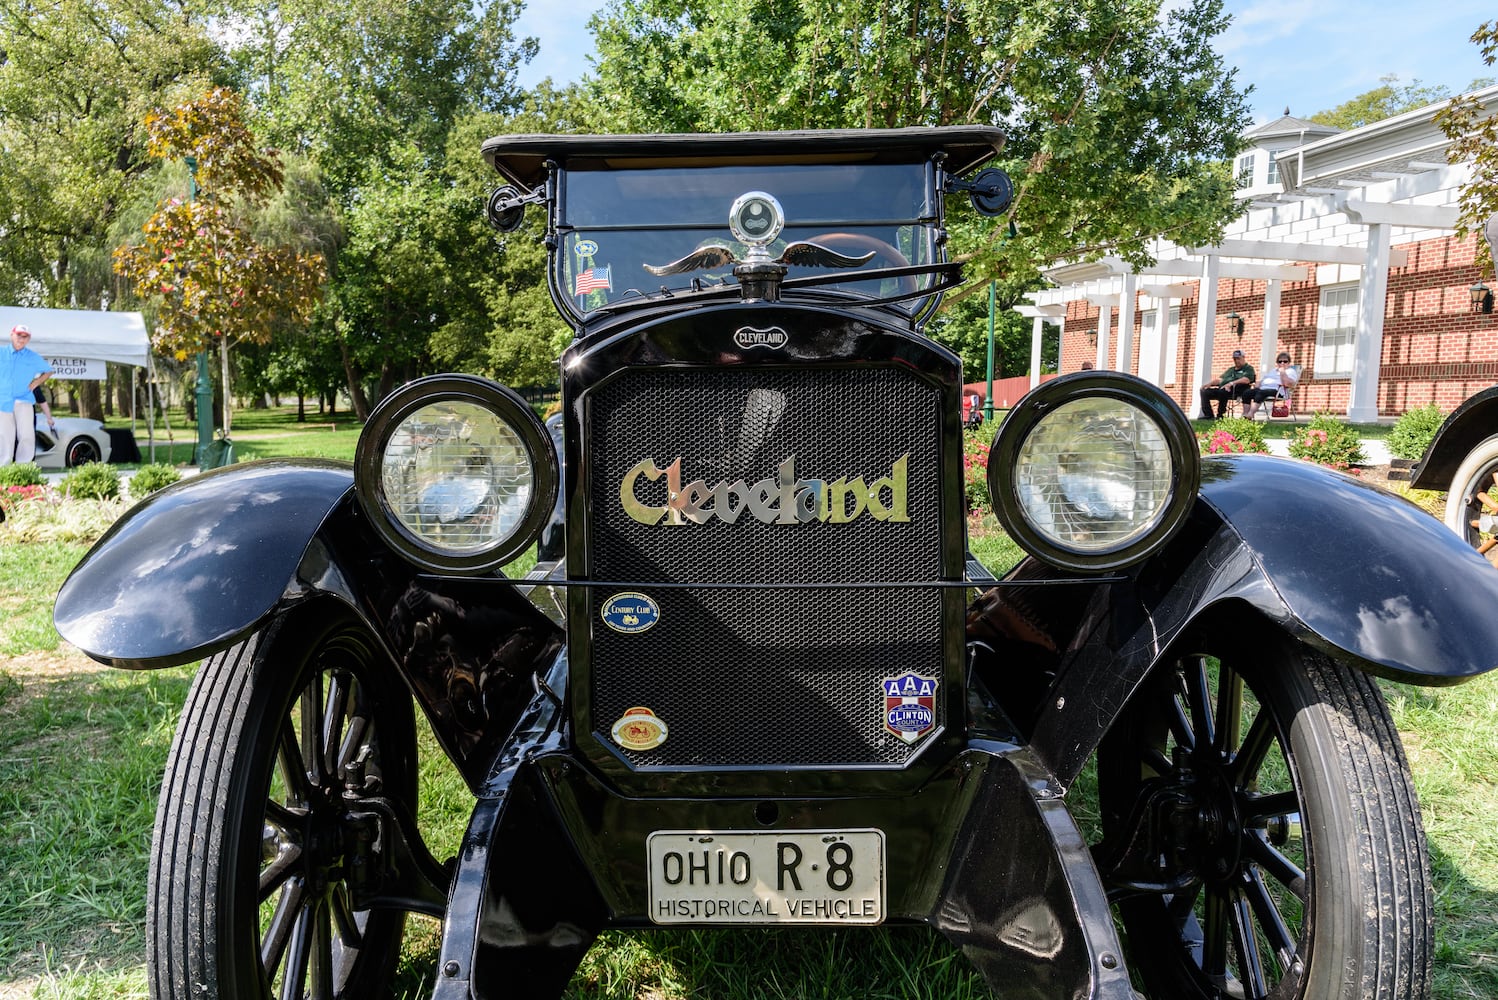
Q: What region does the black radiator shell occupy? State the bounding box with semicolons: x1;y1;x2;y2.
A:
561;303;970;795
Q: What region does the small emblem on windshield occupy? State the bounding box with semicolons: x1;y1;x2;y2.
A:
575;239;599;257
734;326;788;350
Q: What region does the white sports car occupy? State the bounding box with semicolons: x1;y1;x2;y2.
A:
32;414;112;468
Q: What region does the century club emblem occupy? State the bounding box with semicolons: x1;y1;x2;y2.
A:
882;672;938;744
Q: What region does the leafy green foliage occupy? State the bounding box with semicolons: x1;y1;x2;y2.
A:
1286;413;1366;471
0;0;223;308
588;0;1250;294
1311;75;1454;130
113;88;328;363
0;463;45;488
59;463;123;501
927;292;1054;380
1388;403;1448;461
1437;22;1498;272
962;428;991;514
127;463;184;500
219;0;546;413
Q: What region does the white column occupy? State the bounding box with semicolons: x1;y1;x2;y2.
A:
1116;272;1136;372
1030;316;1045;390
1138;296;1167;387
1191;254;1221;394
1258;278;1283;373
1347;223;1390;423
1094;299;1111;370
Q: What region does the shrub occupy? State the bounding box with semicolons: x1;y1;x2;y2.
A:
1198;417;1270;456
59;461;122;500
0;462;44;488
1287;413;1365;472
127;462;182;500
1387;403;1446;461
962;429;991;514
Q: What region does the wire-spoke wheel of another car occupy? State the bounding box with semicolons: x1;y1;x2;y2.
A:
1442;432;1498;566
65;436;100;467
1094;636;1432;999
148;607;421;1000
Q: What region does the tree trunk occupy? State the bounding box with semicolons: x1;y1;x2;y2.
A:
340;341;370;421
114;365;133;418
79;381;104;421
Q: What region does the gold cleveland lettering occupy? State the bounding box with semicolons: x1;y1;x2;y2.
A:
620;455;910;526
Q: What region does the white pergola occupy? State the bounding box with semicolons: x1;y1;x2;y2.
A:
1021;85;1498;421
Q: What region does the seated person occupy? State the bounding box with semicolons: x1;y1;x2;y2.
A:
1242;353;1298;419
1198;350;1256;419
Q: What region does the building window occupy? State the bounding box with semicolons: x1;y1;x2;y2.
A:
1235;153;1255;188
1316;285;1359;378
1266;155;1279;186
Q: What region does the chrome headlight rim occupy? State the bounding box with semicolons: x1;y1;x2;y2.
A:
355;374;558;574
987;372;1200;572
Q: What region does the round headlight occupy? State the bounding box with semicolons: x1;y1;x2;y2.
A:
988;373;1200;571
356;375;557;573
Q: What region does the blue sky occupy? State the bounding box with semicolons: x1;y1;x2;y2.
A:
514;1;1495;126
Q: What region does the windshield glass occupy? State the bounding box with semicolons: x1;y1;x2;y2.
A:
556;162;940;317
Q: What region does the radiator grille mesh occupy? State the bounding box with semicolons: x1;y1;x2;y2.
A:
582;367;946;767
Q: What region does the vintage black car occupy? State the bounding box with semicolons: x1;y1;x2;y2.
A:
54;127;1498;1000
1411;383;1498;565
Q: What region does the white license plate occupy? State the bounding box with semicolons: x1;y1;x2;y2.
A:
647;829;885;925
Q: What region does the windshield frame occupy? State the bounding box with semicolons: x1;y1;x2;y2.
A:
547;158;951;325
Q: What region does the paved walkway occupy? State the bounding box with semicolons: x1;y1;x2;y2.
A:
1263;438;1390;464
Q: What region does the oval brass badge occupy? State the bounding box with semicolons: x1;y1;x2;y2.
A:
611;706;669;751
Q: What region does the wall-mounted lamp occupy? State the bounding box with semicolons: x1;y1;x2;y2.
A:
1087;329;1097;346
1225;311;1245;338
1471;281;1494;314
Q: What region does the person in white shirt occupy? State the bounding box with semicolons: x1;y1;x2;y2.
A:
1242;353;1298;420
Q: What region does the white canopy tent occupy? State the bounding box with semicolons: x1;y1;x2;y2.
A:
1;306;150;370
1;305;160;459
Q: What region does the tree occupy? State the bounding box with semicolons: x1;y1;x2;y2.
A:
0;0;223;307
1438;23;1498;273
113;87;326;434
927;292;1052;380
227;0;535;197
1311;75;1455;131
218;0;543;414
588;0;1250;298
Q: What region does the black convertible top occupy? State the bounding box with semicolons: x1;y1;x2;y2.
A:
482;126;1006;188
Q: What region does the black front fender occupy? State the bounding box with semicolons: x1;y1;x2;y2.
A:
1410;383;1498;490
981;453;1498;787
1197;453;1498;681
54;459;356;669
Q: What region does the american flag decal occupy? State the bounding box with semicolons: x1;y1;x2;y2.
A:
575;265;613;295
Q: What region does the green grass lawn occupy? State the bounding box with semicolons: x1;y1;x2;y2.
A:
2;408;1494;999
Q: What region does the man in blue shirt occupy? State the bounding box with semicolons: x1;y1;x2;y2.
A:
2;324;55;465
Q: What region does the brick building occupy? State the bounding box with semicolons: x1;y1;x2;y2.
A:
1017;87;1498;420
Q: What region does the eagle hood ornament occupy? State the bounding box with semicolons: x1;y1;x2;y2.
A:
643;190;878;278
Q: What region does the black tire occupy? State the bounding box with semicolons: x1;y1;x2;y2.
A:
66;436;101;467
149;607;418;1000
1441;432;1498;566
1095;636;1431;999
